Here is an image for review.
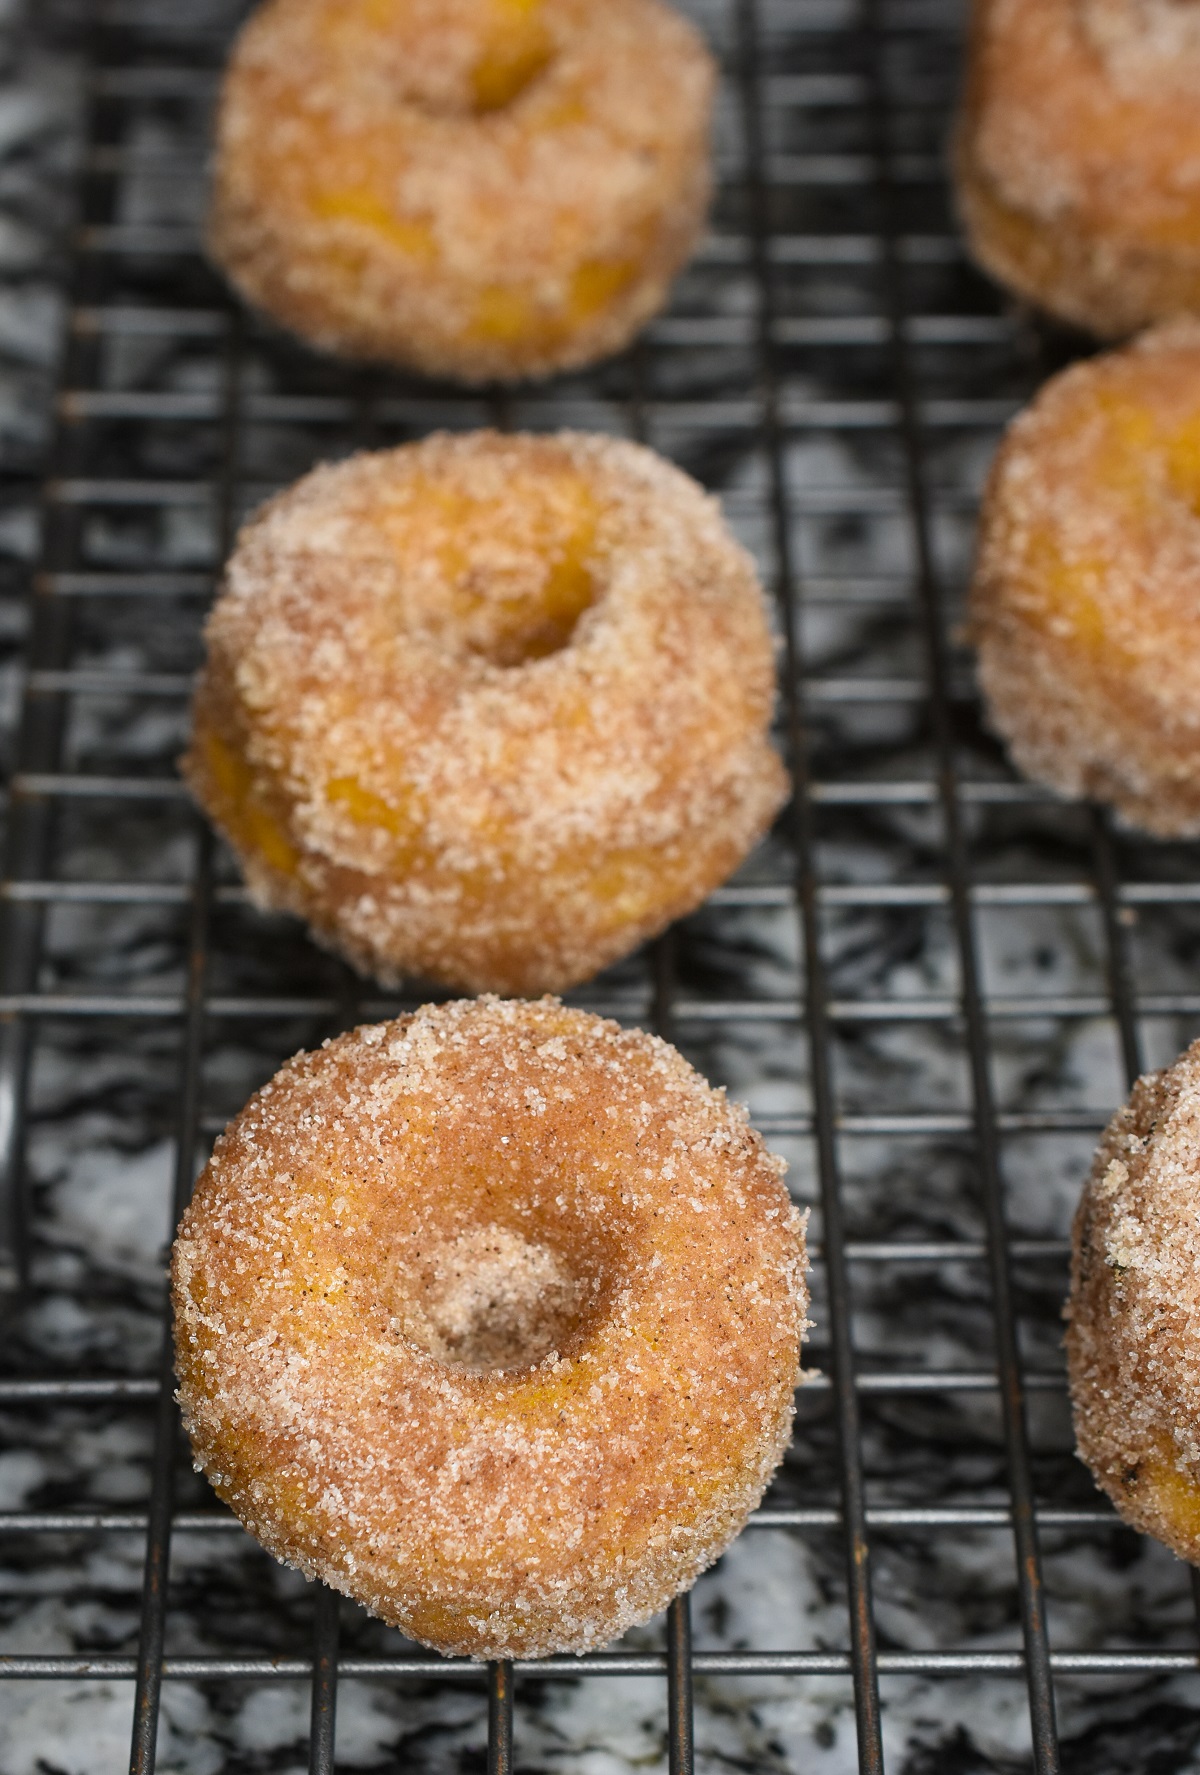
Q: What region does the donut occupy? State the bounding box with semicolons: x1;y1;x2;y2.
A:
954;0;1200;337
207;0;715;382
1068;1037;1200;1563
183;430;787;994
969;322;1200;836
170;996;809;1658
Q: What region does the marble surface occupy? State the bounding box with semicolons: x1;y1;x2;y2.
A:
1;0;1200;1771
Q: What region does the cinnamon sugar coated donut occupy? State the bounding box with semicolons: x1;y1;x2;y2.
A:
184;431;787;994
171;996;809;1658
970;323;1200;835
955;0;1200;337
1068;1039;1200;1563
207;0;714;381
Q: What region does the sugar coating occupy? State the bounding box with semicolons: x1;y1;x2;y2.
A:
171;996;810;1658
954;0;1200;337
1082;0;1200;94
183;430;788;994
1068;1037;1200;1561
969;322;1200;836
207;0;714;382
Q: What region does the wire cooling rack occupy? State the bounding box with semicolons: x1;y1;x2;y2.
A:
5;2;1200;1773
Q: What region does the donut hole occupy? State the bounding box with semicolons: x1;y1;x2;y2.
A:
399;1223;611;1370
371;0;557;119
458;538;598;666
469;23;556;114
380;469;603;667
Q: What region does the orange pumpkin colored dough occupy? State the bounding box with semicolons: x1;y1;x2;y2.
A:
171;996;809;1658
970;322;1200;835
183;430;788;992
955;0;1200;337
207;0;715;381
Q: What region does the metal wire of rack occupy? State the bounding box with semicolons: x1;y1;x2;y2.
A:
5;2;1200;1773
